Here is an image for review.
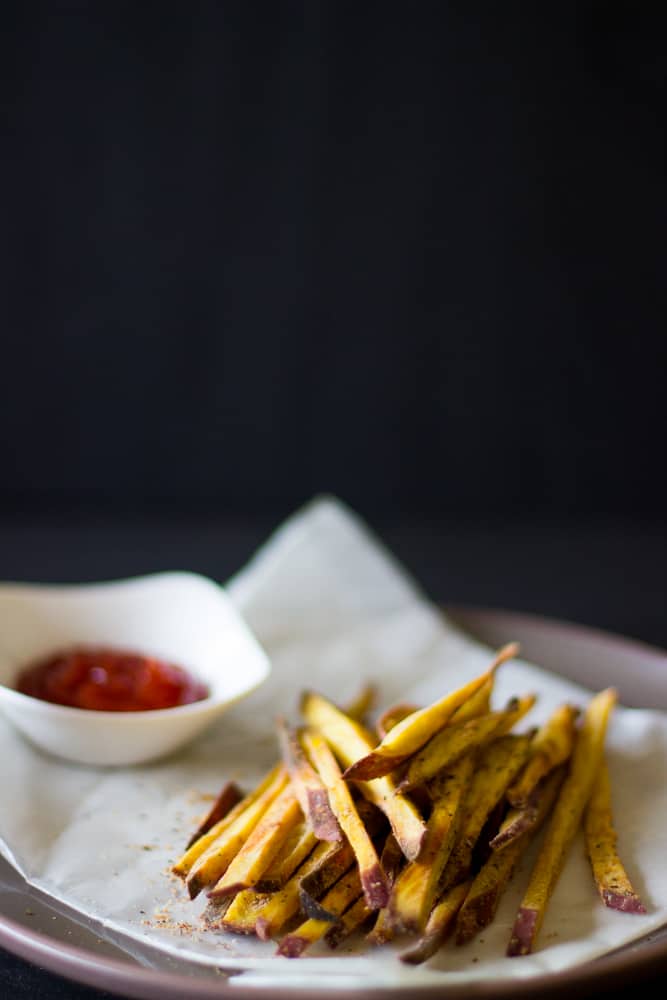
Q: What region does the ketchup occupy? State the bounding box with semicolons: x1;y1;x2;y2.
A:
16;647;208;712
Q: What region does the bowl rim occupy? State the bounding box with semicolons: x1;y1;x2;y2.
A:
0;570;271;720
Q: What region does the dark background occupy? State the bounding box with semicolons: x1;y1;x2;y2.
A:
0;5;666;996
1;1;665;521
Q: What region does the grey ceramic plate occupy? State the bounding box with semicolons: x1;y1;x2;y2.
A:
1;607;666;1000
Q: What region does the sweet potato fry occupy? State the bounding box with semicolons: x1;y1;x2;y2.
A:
388;754;473;933
328;836;405;947
222;838;342;938
507;704;579;808
185;781;244;850
440;734;532;891
277;718;342;842
186;767;289;898
365;834;406;945
173;764;284;877
342;643;519;781
399;695;534;793
449;675;494;723
302;728;390;909
491;694;536;736
399;881;471;965
201;896;234;929
456;767;565;944
585;758;645;914
253;821;318;892
277;868;363;957
345;684;377;724
326;894;374;948
301;691;426;861
298;840;356;905
489;798;539;852
377;703;419;740
208;784;302;898
507;688;617;956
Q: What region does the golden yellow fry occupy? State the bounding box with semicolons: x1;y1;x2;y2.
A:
208;784;302;897
277;718;342;842
345;684;377;723
277;868;363;957
186;767;289;898
449;675;494;723
376;703;420;740
185;781;243;850
456;767;565;944
507;704;579;808
585;758;645;914
302;728;389;909
301;691;426;860
491;694;536;736
173;764;284;877
489;800;537;852
440;734;532;891
343;643;519;781
507;688;617;956
322;831;404;945
254;820;318;892
388;754;473;933
399;881;471;965
399;695;534;792
223;838;340;937
326;894;374;947
365;834;406;945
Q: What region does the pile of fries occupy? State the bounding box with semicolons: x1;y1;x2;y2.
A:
173;642;645;963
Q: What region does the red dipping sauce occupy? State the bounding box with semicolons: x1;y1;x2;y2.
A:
16;647;209;712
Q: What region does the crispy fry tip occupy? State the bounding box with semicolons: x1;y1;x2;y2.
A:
255;917;271;941
307;787;343;841
507;906;538;956
601;889;646;914
361;863;391;909
277;935;309;958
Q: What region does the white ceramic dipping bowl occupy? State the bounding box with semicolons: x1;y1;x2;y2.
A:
0;572;271;766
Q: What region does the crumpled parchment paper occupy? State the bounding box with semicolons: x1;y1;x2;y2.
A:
1;497;666;989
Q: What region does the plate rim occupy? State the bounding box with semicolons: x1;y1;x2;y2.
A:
1;606;666;999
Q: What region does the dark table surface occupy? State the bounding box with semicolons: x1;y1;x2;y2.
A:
0;512;665;999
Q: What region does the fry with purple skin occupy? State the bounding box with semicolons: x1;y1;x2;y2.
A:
173;764;284;877
449;675;494;723
300;691;426;860
399;695;534;793
253;820;318;892
388;754;473;933
376;703;419;740
301;728;390;909
222;837;344;938
208;784;302;898
506;704;579;808
439;734;533;892
329;834;404;947
277;718;342;842
345;684;377;724
185;781;243;850
277;868;363;957
342;644;519;782
326;894;374;948
399;881;471;965
585;758;645;914
507;688;618;957
185;768;289;898
456;767;565;944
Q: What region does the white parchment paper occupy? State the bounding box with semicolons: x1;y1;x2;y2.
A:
1;497;666;989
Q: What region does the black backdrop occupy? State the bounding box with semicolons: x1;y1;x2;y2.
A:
1;1;665;520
